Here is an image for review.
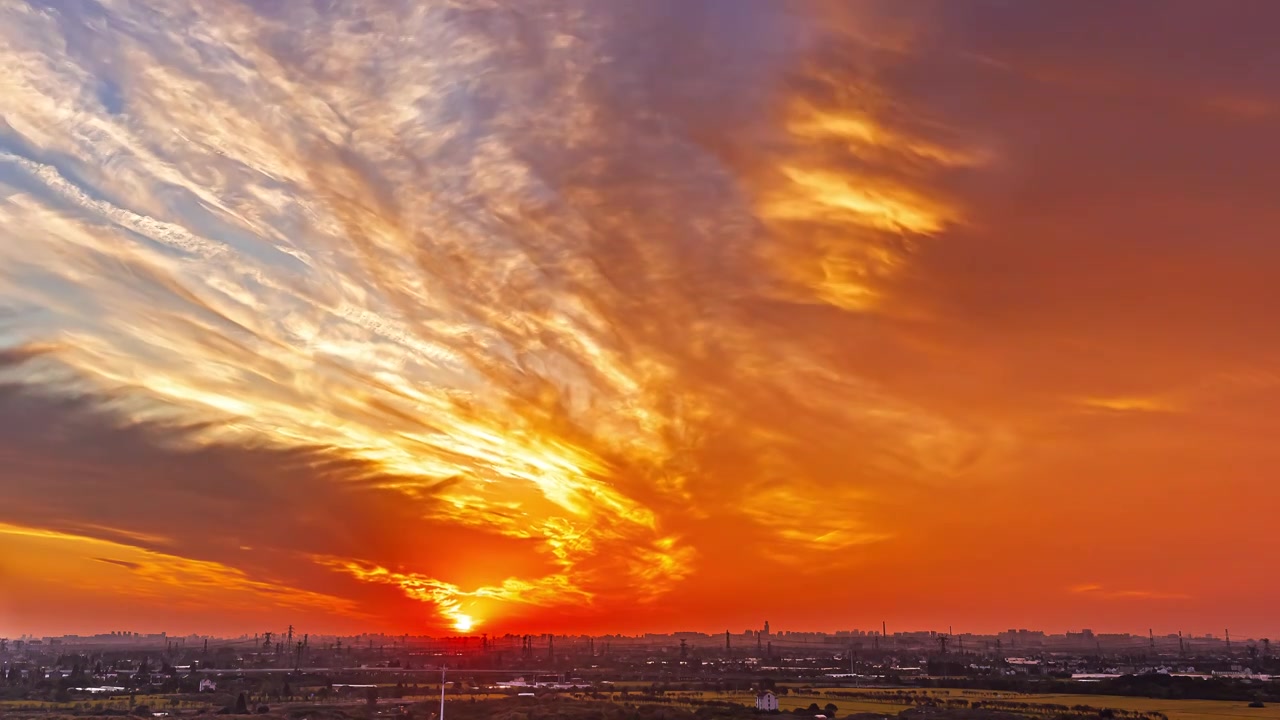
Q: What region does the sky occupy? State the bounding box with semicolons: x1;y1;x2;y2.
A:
1;0;1278;640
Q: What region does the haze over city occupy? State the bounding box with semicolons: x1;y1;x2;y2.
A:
2;0;1279;645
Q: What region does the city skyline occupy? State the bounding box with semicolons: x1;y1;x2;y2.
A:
1;627;1270;646
2;2;1279;640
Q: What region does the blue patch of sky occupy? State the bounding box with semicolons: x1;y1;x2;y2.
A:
95;78;125;116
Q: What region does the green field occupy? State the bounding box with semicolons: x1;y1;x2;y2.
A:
1001;694;1280;720
615;688;1280;720
4;686;1278;720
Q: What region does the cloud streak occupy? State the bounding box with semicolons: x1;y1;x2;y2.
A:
2;0;1278;637
0;0;980;632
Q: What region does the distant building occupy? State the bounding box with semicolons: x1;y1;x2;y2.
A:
756;690;778;712
199;679;217;692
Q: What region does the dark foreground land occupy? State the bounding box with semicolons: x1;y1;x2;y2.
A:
1;694;1243;720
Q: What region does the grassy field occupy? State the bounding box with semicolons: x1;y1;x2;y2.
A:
3;686;1278;720
1007;694;1280;720
819;688;1280;720
614;688;1279;720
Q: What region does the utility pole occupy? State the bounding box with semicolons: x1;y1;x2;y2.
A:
1226;629;1232;656
439;666;446;720
1149;629;1155;651
725;631;731;652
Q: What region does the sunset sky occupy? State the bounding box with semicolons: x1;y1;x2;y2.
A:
1;0;1278;640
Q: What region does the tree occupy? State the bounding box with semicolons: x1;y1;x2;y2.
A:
366;686;379;707
234;692;249;714
823;704;838;717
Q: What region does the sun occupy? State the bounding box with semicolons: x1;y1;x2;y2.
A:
452;614;474;633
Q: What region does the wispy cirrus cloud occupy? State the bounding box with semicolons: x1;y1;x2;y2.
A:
0;522;361;616
0;0;980;632
1071;584;1191;601
4;0;1278;638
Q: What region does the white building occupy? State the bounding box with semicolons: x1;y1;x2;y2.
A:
198;679;217;692
756;690;779;712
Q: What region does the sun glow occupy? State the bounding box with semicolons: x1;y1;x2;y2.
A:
453;614;474;633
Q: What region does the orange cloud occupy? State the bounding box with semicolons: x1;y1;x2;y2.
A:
0;522;360;616
0;0;1278;640
1071;584;1191;601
